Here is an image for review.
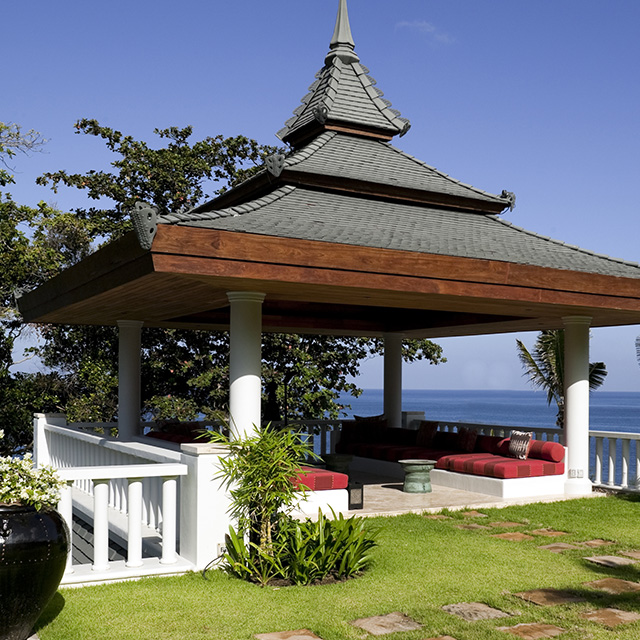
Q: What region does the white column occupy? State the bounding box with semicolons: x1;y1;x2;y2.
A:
227;292;265;439
117;320;143;440
563;316;593;496
383;333;403;428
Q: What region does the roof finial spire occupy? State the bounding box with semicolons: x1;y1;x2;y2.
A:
325;0;360;64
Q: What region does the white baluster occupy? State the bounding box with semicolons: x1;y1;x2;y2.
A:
160;476;178;564
595;437;603;485
92;479;110;572
126;478;144;567
58;480;75;574
622;439;631;489
635;440;640;489
607;438;616;487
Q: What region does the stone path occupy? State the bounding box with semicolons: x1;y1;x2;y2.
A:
585;577;640;594
580;608;640;627
498;622;565;638
255;631;322;640
492;532;534;541
586;555;638;568
349;612;422;636
538;542;581;553
442;602;510;621
513;588;585;606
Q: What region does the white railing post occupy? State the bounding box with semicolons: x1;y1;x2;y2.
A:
622;439;631;489
595;437;604;485
179;443;232;571
607;437;616;487
126;478;144;567
58;480;74;574
160;476;178;565
34;413;67;468
92;479;110;572
636;442;640;489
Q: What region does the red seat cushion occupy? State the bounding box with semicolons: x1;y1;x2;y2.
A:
437;453;564;479
291;466;349;491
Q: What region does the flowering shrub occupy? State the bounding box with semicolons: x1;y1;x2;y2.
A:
0;430;64;510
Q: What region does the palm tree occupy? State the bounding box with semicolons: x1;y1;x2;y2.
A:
516;330;607;427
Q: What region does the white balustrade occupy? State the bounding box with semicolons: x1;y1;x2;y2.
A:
590;430;640;491
57;464;187;576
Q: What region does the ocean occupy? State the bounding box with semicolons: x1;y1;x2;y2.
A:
337;389;640;435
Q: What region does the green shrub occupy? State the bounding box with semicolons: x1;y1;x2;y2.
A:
221;510;377;587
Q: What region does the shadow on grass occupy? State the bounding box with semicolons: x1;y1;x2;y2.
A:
34;592;66;633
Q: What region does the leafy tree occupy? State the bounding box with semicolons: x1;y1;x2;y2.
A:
516;330;607;427
30;119;446;426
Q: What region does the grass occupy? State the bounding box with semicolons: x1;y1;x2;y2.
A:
36;493;640;640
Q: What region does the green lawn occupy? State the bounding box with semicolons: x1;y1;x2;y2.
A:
37;494;640;640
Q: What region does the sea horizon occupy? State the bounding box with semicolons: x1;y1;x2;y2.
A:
337;388;640;434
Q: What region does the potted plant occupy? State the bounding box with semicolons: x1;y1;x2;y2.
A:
0;429;69;640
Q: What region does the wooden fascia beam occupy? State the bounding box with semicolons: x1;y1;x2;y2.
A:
151;226;640;306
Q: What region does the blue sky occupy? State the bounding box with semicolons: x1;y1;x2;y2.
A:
4;0;640;391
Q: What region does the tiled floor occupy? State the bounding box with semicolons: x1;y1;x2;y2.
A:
343;468;586;518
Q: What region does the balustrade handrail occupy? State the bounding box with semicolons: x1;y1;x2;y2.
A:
589;429;640;441
58;463;188;482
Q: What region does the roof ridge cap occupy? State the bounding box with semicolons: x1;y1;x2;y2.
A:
285;132;336;169
492;216;640;270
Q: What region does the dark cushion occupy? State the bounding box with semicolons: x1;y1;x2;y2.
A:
416;420;438;446
432;430;459;450
474;435;504;455
291;466;349;491
457;427;478;453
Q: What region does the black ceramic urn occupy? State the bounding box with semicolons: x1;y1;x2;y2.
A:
0;505;69;640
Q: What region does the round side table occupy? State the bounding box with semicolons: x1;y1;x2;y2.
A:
398;459;436;493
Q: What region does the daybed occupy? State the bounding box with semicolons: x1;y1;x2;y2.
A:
336;419;567;499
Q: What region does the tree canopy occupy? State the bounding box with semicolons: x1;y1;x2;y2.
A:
2;119;445;452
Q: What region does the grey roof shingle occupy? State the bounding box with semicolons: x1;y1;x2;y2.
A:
162;186;640;279
277;58;409;143
284;132;509;206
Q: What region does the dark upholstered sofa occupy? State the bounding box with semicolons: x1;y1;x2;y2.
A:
335;420;565;480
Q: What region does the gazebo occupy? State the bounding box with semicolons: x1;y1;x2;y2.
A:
19;0;640;512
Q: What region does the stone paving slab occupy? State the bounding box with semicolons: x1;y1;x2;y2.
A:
492;532;534;541
580;539;614;548
489;521;523;528
442;602;510;621
586;555;638;568
498;622;566;639
585;578;640;594
580;608;640;627
513;588;586;606
538;543;581;553
621;550;640;560
255;630;323;640
456;523;490;530
530;529;567;537
350;612;422;636
462;510;488;518
423;637;458;640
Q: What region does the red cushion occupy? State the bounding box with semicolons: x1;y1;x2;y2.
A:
437;454;564;479
528;440;565;463
291;466;349;491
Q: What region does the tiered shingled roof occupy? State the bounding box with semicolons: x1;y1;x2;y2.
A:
159;0;639;281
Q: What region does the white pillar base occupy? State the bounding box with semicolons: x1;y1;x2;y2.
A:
564;478;593;496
